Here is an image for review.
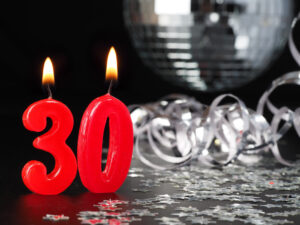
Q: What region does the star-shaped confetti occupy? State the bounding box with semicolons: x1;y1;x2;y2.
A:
43;214;69;221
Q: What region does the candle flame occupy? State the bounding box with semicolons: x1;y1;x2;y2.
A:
106;47;118;81
42;57;55;85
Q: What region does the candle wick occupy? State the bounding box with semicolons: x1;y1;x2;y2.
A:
107;80;113;95
47;84;53;99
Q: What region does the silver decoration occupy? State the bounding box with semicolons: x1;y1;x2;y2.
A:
124;0;293;91
130;13;300;169
130;92;292;168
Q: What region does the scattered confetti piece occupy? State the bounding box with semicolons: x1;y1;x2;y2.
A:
43;214;69;221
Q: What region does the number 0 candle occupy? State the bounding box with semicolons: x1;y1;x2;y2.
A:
78;47;134;193
22;57;77;195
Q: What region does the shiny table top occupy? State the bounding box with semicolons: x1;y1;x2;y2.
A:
2;155;300;225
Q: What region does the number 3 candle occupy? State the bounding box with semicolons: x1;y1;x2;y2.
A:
22;58;77;195
78;47;134;193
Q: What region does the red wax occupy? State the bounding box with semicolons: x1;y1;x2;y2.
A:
78;94;133;193
22;99;77;195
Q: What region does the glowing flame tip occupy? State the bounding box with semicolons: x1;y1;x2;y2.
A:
42;57;55;85
106;47;118;81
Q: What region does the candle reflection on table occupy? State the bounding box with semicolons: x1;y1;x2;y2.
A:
16;192;123;225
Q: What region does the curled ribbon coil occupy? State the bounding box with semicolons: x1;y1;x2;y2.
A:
130;14;300;169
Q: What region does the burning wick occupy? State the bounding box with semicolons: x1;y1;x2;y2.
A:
108;80;113;95
42;57;55;98
46;85;52;99
106;47;118;94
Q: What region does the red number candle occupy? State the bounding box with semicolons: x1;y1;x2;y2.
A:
22;58;77;195
78;47;134;193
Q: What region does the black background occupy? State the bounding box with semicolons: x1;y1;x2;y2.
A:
1;1;300;222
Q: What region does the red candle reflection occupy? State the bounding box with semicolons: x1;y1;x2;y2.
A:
17;193;122;225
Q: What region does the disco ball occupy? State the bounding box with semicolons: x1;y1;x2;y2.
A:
124;0;294;92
